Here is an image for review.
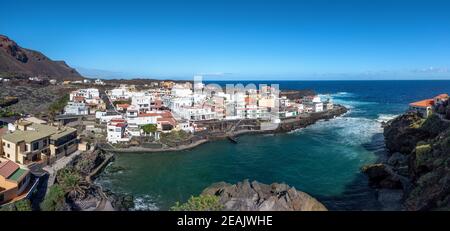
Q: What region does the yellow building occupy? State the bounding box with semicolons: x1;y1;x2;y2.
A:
161;81;175;89
0;159;31;205
0;120;78;165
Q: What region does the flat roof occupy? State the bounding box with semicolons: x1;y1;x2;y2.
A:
2;123;77;143
2;129;52;143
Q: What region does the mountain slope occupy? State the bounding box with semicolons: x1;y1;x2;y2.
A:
0;35;83;80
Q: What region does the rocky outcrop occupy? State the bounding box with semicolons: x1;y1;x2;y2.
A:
383;113;449;154
0;34;83;80
280;90;316;100
363;111;450;211
201;180;327;211
383;113;432;154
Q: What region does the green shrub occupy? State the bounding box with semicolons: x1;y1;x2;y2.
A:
141;124;157;134
48;94;70;114
0;199;32;211
415;144;432;167
171;195;223;211
0;109;19;118
40;185;66;211
14;199;33;211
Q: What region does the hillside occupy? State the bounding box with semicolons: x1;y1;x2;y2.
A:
0;35;83;80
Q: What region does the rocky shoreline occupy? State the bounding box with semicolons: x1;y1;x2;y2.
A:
43;148;136;211
103;105;348;153
362;112;450;211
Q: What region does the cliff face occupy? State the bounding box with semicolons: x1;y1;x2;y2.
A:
363;112;450;210
201;180;327;211
0;35;83;80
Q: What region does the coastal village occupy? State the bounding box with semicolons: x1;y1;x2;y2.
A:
1;74;449;211
0;76;341;210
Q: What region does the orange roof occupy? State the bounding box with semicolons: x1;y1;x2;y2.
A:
157;117;177;126
110;119;126;123
161;111;173;118
74;96;85;101
410;99;434;108
434;94;449;99
117;104;130;108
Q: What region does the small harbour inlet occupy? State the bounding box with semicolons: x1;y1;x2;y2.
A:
227;136;238;143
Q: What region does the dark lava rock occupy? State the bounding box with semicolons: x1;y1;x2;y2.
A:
361;164;403;189
364;110;450;211
383;112;433;154
201;180;327;211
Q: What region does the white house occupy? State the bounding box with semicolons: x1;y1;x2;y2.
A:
70;88;100;101
94;79;105;85
177;120;194;133
109;85;135;100
169;97;193;112
171;85;193;98
99;114;123;123
131;93;152;113
64;102;89;115
177;105;216;121
96;111;107;119
107;119;129;143
313;102;324;112
296;103;305;114
127;113;161;126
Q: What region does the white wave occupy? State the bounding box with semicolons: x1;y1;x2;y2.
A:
376;114;399;123
287;127;304;134
295;116;383;147
132;195;159;211
318;92;377;112
319;92;353;98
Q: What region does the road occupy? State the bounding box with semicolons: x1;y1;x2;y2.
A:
43;150;82;190
99;89;118;112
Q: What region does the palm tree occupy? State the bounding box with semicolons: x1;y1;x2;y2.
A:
57;169;89;200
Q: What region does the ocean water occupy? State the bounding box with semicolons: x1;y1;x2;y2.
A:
96;80;450;211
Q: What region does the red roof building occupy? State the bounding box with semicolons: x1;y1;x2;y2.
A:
0;161;19;179
409;99;434;108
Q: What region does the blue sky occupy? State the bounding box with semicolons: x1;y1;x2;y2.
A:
1;0;450;80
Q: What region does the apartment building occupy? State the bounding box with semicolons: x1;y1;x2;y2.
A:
0;120;78;165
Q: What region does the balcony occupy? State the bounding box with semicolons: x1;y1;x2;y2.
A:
21;148;48;165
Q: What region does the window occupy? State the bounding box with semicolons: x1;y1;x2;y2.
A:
7;143;10;148
33;142;39;151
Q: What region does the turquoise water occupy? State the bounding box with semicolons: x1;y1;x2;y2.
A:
97;80;450;210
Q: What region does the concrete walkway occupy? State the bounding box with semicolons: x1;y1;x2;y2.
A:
43;150;82;189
